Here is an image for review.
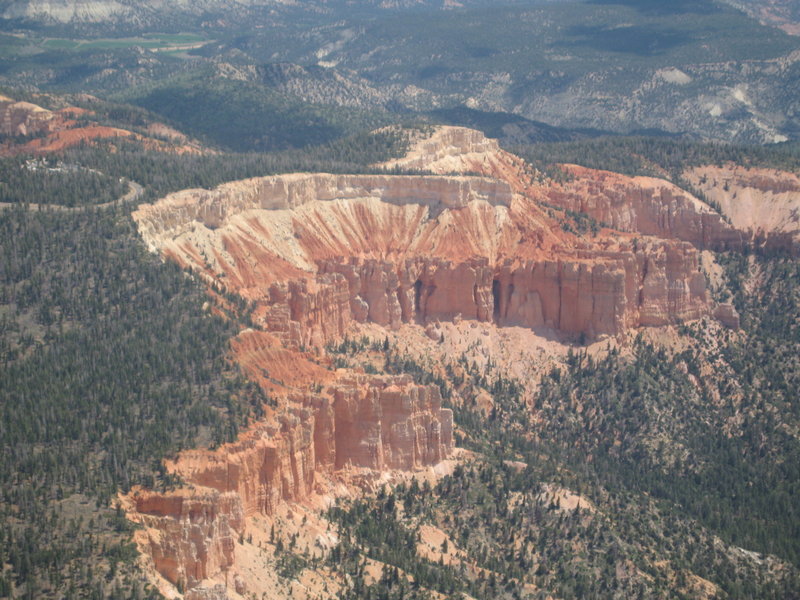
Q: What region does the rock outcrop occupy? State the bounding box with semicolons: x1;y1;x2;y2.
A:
686;165;800;254
530;164;744;251
382;126;505;174
127;374;453;590
330;374;453;471
133;163;712;345
713;303;741;329
0;95;58;138
131;489;243;591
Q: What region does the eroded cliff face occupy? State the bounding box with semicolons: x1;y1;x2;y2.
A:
387;129;798;254
0;94;58;137
133;163;712;345
531;164;745;251
126;372;453;592
686;165;800;253
130;489;243;591
381;126;506;174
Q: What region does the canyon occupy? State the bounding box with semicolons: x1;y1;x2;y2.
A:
133;147;715;346
126;126;800;597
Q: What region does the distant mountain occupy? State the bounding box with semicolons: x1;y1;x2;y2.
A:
215;0;800;144
721;0;800;35
0;0;533;25
0;0;286;25
1;0;799;144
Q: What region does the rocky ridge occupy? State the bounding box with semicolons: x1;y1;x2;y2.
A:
127;372;452;593
133;132;716;344
127;126;762;596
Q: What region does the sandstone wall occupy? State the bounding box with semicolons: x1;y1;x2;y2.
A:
686;165;800;254
331;374;452;470
260;241;707;347
537;165;744;251
132;490;243;590
128;375;453;590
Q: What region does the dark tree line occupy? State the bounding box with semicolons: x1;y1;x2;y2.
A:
0;205;265;598
0;159;127;207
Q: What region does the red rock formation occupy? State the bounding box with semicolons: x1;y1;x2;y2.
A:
20;124;134;154
127;373;453;590
0;94;203;156
492;240;707;336
528;165;744;251
686;165;800;254
133;168;712;345
127;126;729;593
131;489;243;589
0;95;133;155
232;329;334;392
331;374;453;470
159;374;452;514
386;129;747;253
0;95;58;138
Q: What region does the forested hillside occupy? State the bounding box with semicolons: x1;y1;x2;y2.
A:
0;204;262;598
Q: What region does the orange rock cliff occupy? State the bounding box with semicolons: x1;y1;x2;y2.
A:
128;126;778;595
129;372;452;592
133;170;711;345
686;165;800;254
